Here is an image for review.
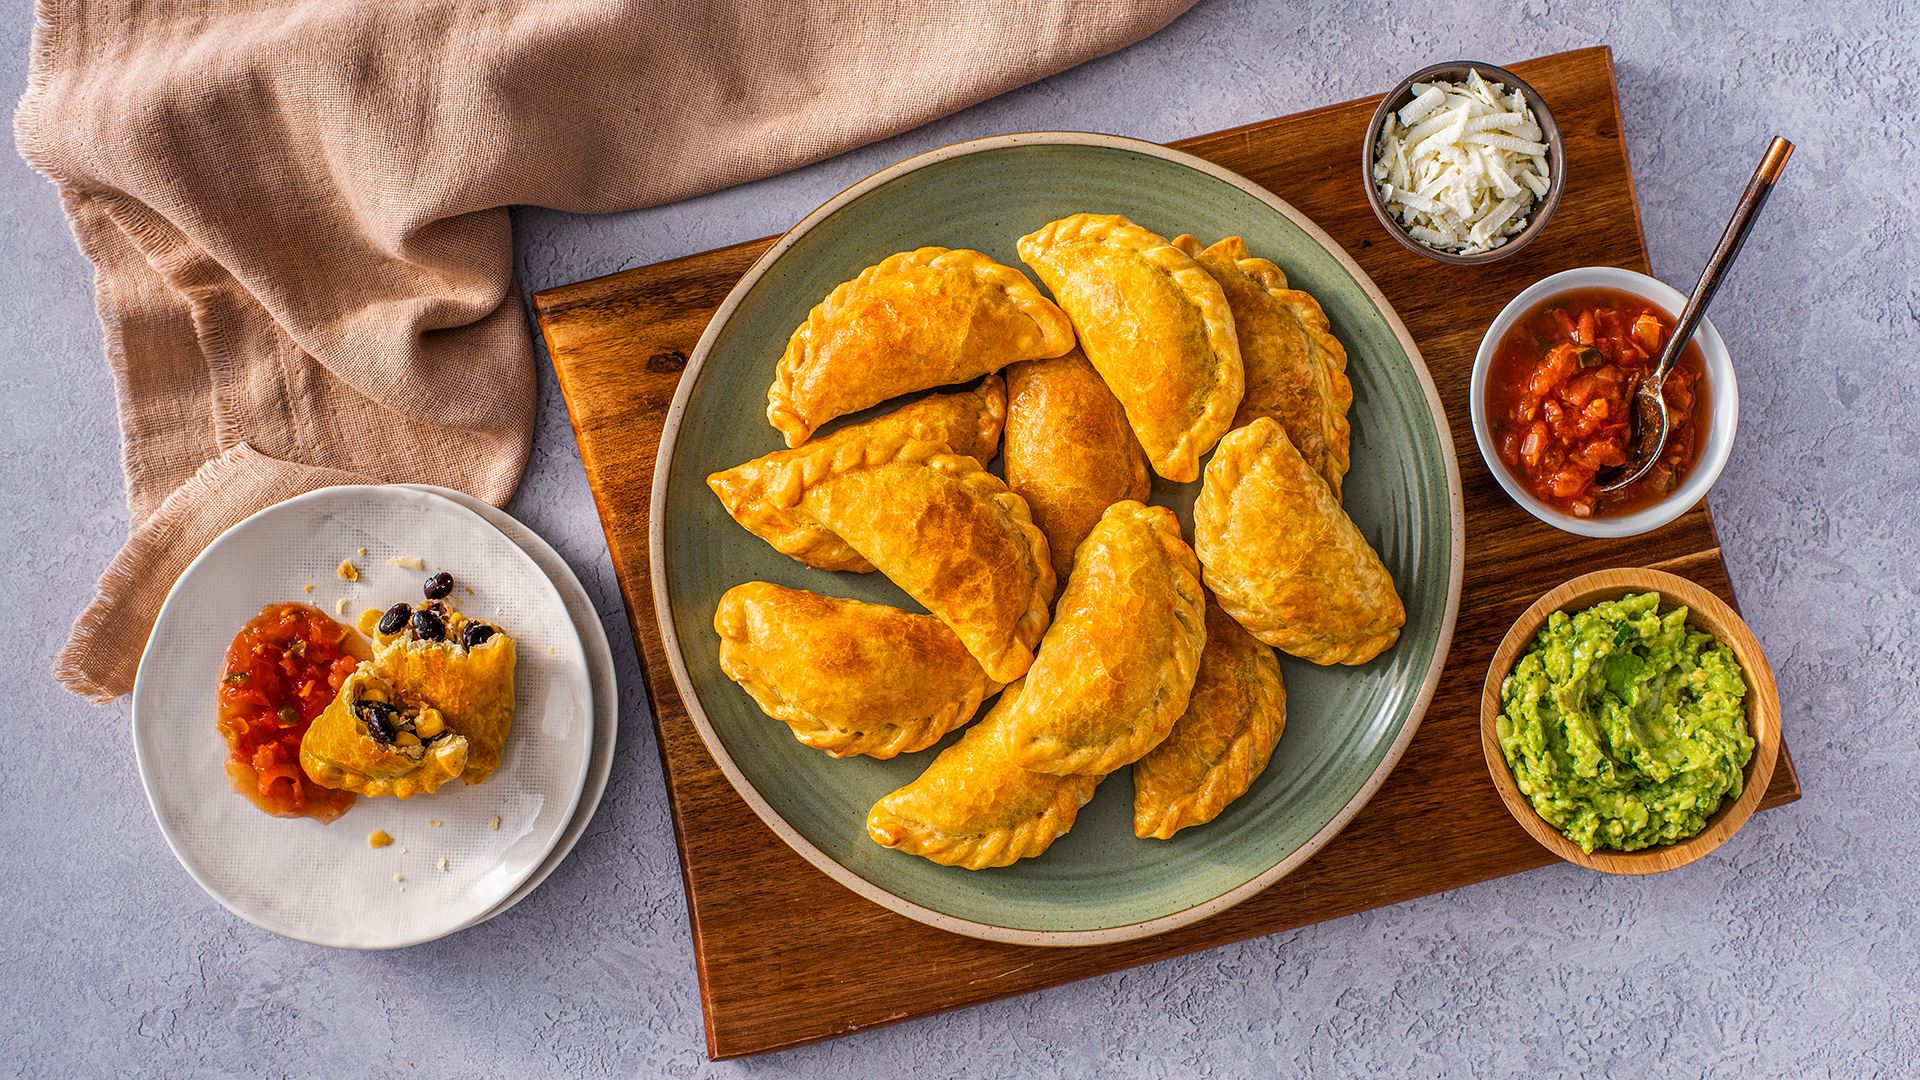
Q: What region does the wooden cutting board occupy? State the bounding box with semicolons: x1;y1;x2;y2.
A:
533;46;1799;1060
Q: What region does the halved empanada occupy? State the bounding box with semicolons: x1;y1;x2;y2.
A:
300;667;468;799
1133;599;1287;839
1017;214;1242;482
867;680;1101;869
768;248;1074;446
1003;349;1151;583
1194;417;1404;665
710;377;1007;573
367;607;517;784
1174;235;1353;499
713;434;1053;682
715;582;998;759
998;501;1206;777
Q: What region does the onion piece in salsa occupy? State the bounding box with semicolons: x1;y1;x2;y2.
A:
1485;286;1709;518
216;602;367;823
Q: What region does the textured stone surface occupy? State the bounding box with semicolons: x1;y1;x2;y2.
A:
5;1;1916;1075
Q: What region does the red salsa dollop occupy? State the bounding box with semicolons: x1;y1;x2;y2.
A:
1486;286;1709;518
216;602;363;823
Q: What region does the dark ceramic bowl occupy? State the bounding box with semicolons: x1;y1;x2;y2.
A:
1361;61;1566;266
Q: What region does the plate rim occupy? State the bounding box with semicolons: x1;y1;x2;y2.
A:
130;483;594;949
649;130;1466;946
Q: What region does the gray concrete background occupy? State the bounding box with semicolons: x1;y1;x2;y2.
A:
4;1;1915;1076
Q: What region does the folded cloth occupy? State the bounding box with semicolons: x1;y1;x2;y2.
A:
17;0;1194;701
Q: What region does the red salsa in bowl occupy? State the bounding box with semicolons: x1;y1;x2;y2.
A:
1484;286;1709;518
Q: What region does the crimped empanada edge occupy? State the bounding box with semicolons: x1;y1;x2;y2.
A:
1194;419;1403;666
766;247;1070;447
1017;214;1243;483
1190;234;1355;500
299;738;468;800
1004;500;1208;778
867;771;1100;870
1133;638;1286;839
721;435;1055;681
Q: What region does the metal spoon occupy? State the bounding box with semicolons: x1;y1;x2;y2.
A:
1598;136;1793;493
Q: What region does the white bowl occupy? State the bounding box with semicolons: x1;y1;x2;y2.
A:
1469;266;1738;538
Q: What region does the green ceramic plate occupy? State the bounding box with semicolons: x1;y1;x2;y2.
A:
652;133;1463;946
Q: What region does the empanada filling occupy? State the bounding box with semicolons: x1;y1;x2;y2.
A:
349;676;454;760
373;601;502;655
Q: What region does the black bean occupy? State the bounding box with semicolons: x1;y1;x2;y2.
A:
409;608;446;642
423;572;454;600
376;603;412;636
461;622;496;649
355;701;400;744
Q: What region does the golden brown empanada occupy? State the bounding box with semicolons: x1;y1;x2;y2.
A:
1003;349;1152;583
1132;599;1287;838
867;680;1101;869
1194;417;1405;665
768;248;1075;447
300;667;468;799
1017;214;1243;483
710;377;1007;573
712;433;1053;682
1174;234;1354;499
998;501;1206;777
714;582;998;759
367;607;517;784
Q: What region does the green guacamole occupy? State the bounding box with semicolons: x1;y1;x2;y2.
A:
1496;591;1753;853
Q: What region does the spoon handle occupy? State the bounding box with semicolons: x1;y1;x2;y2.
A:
1652;136;1794;381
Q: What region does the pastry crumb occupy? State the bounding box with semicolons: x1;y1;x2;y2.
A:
436;857;449;872
336;559;360;581
488;814;502;831
302;583;314;594
335;597;351;615
388;554;426;570
368;829;394;848
393;873;406;883
357;547;368;557
427;818;443;828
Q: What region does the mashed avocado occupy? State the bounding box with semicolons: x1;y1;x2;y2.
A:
1496;591;1752;853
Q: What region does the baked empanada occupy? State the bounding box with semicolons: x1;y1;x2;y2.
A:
1174;235;1353;499
1003;349;1152;582
768;248;1074;446
710;377;1006;573
714;582;997;759
300;667;468;799
998;501;1206;777
1017;214;1243;483
715;434;1053;682
1194;417;1405;665
1133;599;1287;839
867;680;1101;869
366;607;517;784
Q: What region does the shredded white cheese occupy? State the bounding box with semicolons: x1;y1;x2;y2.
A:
1373;69;1550;256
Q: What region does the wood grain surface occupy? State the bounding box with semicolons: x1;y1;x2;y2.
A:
1478;567;1784;875
534;47;1799;1060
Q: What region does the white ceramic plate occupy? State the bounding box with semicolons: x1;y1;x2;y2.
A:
399;485;619;933
132;485;593;949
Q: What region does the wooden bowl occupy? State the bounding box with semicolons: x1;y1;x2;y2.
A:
1480;567;1782;874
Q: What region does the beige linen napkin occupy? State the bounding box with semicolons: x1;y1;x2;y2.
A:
17;0;1194;701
